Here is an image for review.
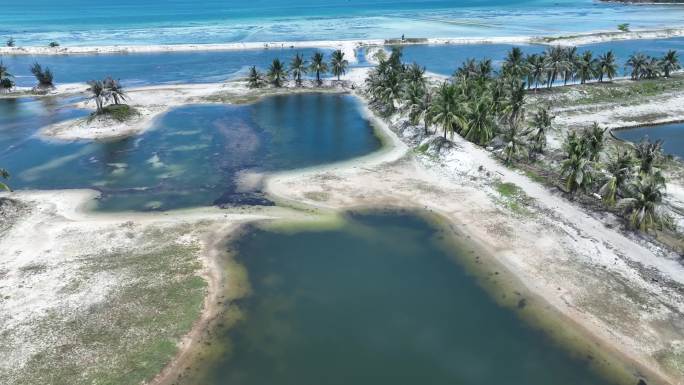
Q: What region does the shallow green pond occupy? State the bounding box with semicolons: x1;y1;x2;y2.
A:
183;212;621;385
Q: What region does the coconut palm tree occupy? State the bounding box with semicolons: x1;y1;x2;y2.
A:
103;77;126;105
87;80;106;114
599;148;635;206
476;59;493;81
503;47;527;79
462;96;496;145
530;107;553;156
0;61;14;93
30;63;54;89
502;123;530;164
454;58;478;81
310;51;328;85
501;79;526;130
562;46;579;85
560;131;593;193
267;58;287;87
405;62;427;88
0;168;10;191
525;53;546;90
597;51;617;82
577;51;597;84
626;53;649;80
634;137;664;175
583;122;606;162
289;53;307;86
330;49;349;81
643;57;662;79
6;37;15;47
617;175;666;232
429;82;462;139
543;46;568;88
660;49;680;78
247;66;264;88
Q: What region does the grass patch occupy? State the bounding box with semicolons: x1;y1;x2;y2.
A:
8;228;207;385
493;181;535;217
88;104;139;123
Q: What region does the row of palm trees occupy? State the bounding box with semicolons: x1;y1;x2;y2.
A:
498;46;680;88
364;48;670;233
248;50;349;88
560;126;669;231
86;77;127;114
0;61;55;93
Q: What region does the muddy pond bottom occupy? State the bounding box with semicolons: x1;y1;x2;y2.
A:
181;212;619;385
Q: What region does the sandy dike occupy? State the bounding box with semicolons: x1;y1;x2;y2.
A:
2;72;684;385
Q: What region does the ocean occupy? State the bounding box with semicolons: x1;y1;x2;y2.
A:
4;0;684;46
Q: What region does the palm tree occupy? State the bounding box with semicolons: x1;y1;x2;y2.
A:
247;66;264;88
599;148;635;206
476;59;493;81
530;107;553;156
617;176;666;232
6;37;15;47
660;50;680;78
87;80;106;114
583;122;606;162
462;96;496;145
562;46;579;85
643;57;662;79
0;168;10;192
560;131;592;193
0;61;14;93
103;77;126;105
330;49;349;81
577;51;597;84
525;53;546;90
501;79;526;130
405;62;427;88
503;47;527;79
267;58;287;87
543;46;568;88
289;53;307;86
597;51;617;83
502;124;529;164
429;82;462;139
310;51;328;85
30;63;54;89
634;137;664;175
626;53;648;80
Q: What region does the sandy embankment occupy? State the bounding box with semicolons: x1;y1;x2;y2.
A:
2;27;684;59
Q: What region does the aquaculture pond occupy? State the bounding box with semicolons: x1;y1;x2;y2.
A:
0;93;381;210
613;122;684;159
2;47;334;88
390;37;684;77
180;211;619;385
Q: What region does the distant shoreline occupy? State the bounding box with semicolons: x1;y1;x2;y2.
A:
2;27;684;57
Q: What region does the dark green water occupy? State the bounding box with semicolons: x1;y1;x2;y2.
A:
185;212;619;385
0;93;381;211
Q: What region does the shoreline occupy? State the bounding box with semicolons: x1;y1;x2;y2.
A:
2;27;684;58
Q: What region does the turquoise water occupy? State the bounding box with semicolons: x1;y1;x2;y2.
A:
4;0;684;45
2;48;333;87
613;123;684;159
0;93;381;210
395;37;684;77
180;212;620;385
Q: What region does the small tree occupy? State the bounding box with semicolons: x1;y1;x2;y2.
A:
599;148;635;206
30;63;54;90
289;53;307;86
0;168;10;192
87;80;106;114
618;176;667;232
617;23;630;32
330;49;349;81
560;131;593;193
48;41;60;48
247;66;264;88
310;51;328;85
582;122;606;162
660;50;680;78
267;58;287;87
6;37;15;47
0;61;14;93
104;77;126;105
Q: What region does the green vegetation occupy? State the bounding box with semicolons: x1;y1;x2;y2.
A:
266;58;287;87
330;49;349;81
617;23;630;32
310;51;328;85
0;61;15;92
247;66;264;89
30;63;54;90
289;53;307;86
48;41;59;48
6;37;14;47
0;168;10;191
494;181;534;216
87;76;134;119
